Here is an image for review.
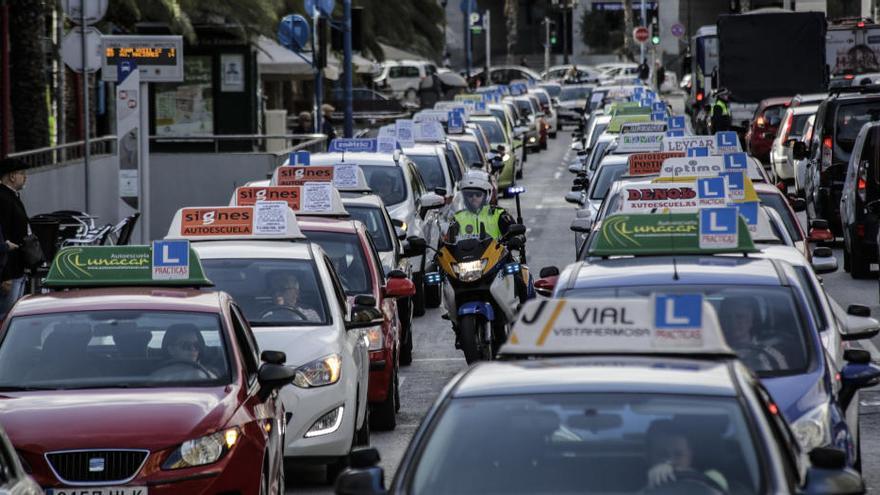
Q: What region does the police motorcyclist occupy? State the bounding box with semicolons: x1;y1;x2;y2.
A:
446;176;515;241
710;88;733;133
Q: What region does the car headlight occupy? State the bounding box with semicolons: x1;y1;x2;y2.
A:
293;354;342;388
453;259;487;282
162;427;240;470
365;325;384;351
791;403;831;451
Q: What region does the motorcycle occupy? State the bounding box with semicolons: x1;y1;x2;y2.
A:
427;223;531;363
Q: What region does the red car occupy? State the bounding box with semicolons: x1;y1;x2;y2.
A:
298;218;415;431
745;96;791;163
0;245;292;494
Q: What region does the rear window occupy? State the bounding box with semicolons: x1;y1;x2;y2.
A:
360;165;407;206
761;105;785;128
475;120;505;144
532;92;550;106
306;231;373;295
347;205;393;252
389;66;420;78
560;86;592;101
539;85;561;97
455;140;483;168
409;154;447;190
514;100;533;117
789;113;812;139
835;101;880;162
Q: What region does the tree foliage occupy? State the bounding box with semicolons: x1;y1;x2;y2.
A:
579;9;624;53
9;0;49;151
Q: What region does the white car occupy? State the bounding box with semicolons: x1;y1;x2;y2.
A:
374;60;439;102
556;84;593;127
541;64;601;83
307;152;446;316
770;104;818;181
166;207;371;481
528;87;558;138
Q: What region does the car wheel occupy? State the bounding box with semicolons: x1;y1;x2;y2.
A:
260;463;269;495
355;393;371;446
399;300;414;365
411;272;426;317
855;421;862;472
425;280;442;308
370;365;398;431
325;456;348;484
516;165;523;180
850;237;871;279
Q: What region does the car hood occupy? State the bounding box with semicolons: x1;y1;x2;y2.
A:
763;369;827;422
0;387;235;452
252;325;340;368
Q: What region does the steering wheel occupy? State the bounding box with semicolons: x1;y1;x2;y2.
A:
259;305;307;321
740;344;783;369
151;359;214;379
644;469;727;495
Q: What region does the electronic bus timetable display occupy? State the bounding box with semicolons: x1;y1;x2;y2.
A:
101;35;184;82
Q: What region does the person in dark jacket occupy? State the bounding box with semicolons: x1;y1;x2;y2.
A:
0;226;15;288
0;158;29;319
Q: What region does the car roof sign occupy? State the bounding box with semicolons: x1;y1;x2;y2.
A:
607;114;652;133
328;138;378;153
659;156;764;182
627;151;685;175
588;211;757;257
615;132;665;153
412;121;446;143
499;295;734;357
166;205;305;241
44;243;213;288
231;184;349;217
271;164;370;191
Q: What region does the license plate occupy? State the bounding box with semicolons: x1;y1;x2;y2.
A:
47;487;147;495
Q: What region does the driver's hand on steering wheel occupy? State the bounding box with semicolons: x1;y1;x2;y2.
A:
647;461;676;488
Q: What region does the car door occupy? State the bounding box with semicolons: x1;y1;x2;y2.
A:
323;255;369;425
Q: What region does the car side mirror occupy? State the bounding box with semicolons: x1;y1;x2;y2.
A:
565;191;584;205
808;219;834;242
571;141;585;151
792;140;808;160
534;266;560;297
260;350;286;365
384;276;416;298
403;236;427;257
257;363;296;400
347;295;382;329
568;163;583;174
434;187;447;197
789;196;806;212
840;350;880;410
491;157;505;172
802;448;865;494
335;447;387;495
784;138;797;148
570;217;592;233
810;247;838;274
419;192;445;217
395;226;407;240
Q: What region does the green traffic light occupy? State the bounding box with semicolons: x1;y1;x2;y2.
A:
651;36;660;45
550;36;558;45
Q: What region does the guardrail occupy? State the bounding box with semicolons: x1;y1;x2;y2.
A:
8;135;117;169
148;133;328;153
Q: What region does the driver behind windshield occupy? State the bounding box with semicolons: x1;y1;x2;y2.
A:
644;420;728;494
267;271;320;322
719;296;788;371
159;323;217;378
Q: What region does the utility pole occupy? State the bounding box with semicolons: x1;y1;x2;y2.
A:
343;0;353;138
484;9;491;77
465;0;472;78
543;17;550;73
562;2;569;64
640;0;647;63
313;7;322;133
80;4;90;211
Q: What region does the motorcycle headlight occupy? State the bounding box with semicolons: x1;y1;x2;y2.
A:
454;259;487;282
293;354;342;388
365;325;384;352
791;403;831;451
163;427;240;470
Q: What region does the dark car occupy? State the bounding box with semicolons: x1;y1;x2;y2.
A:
840;121;880;278
795;86;880;236
745;96;791;164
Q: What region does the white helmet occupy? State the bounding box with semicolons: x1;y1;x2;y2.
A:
459;175;492;194
459;176;491;213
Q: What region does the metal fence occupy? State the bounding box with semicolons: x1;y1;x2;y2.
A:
8;136;117;169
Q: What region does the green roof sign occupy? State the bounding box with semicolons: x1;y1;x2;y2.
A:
44;242;212;288
589;211;757;257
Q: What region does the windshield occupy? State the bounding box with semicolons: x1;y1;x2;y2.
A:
409;154;447;191
514;100;534;117
790;113;812;140
360;165;408;206
560;86;591;101
347;205;393;252
202;258;328;326
758;192;804;241
455;140;484;168
410;392;762;494
587;122;609;150
532;92;550;106
589;163;627;200
588;140;612;172
306;231;373;295
0;311;231;389
475;120;505;144
559;285;813;377
540;85;561;97
834;102;880;162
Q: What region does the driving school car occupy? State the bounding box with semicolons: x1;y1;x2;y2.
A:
165;204;374;481
338;295;868;495
0;244;293;494
541;211;880;468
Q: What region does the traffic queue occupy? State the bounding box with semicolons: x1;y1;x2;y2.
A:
333;74;880;495
0;80;555;493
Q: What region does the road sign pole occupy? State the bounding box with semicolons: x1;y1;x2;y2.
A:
465;1;472;78
484;10;490;77
313;10;322;134
544;17;550;73
138;81;150;242
343;0;353;138
80;9;90;211
640;0;647;63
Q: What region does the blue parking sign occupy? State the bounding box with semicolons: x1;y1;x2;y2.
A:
655;294;703;328
152;240;190;280
723;152;748;171
699;207;738;249
289;150;310;165
447;111;464;134
697;177;726;200
687;147;709;157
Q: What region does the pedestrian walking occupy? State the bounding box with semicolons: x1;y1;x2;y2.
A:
0;158;30;319
293;111;313;134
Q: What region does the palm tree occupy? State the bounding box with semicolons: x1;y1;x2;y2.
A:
621;0;635;62
504;0;518;64
8;0;49;151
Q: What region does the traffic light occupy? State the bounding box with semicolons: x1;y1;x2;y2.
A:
650;16;660;45
550;30;558;46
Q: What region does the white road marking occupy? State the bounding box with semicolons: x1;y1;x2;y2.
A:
553;171;562;179
411;357;464;362
399;376;406;388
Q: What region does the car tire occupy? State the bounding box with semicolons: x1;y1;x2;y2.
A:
844;243;852;272
411;272;426;317
425;280;442;308
400;324;413;365
370;364;398;431
355;395;370;446
849;237;871;279
260;464;269;495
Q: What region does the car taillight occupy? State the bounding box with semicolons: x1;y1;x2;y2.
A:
845;74;855;80
696;91;703;102
858;21;866;28
821;136;833;170
858;168;868;202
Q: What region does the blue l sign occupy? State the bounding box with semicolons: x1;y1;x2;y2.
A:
655;294;703;328
700;207;738;235
697;177;726;199
289;150;310;165
736;201;759;227
652;102;667;114
723;152;748;171
687;147;709;157
667;116;686;130
152;240;190;280
715;131;741;151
